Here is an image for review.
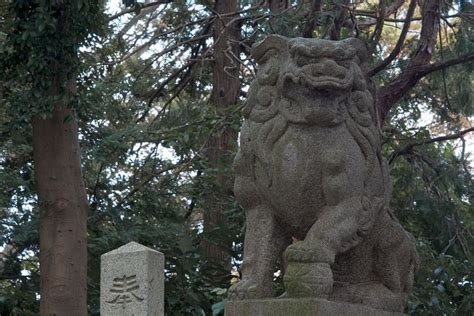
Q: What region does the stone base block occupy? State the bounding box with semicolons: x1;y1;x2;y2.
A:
225;298;405;316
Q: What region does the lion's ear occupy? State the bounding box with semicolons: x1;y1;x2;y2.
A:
251;35;288;64
343;37;369;63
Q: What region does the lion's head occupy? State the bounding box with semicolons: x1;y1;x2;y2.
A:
244;35;377;129
243;35;387;192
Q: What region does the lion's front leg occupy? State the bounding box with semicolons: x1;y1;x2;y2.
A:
283;153;379;298
283;197;370;298
229;164;290;300
229;204;290;300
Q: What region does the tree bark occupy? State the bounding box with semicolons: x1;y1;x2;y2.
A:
31;6;89;313
269;0;289;13
202;0;240;281
368;0;417;77
302;0;322;38
376;0;440;122
33;74;88;315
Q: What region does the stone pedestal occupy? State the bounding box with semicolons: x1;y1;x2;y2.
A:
225;298;405;316
101;241;164;316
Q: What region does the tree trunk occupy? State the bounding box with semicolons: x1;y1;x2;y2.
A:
376;0;440;122
267;0;290;33
269;0;289;13
202;0;240;281
32;73;88;314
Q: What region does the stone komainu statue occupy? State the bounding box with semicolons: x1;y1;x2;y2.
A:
229;35;418;312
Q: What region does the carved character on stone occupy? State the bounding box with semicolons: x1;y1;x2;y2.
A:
106;274;144;305
229;35;419;312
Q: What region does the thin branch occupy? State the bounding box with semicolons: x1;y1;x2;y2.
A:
368;0;386;55
268;0;290;13
114;161;187;208
376;0;440;122
137;61;193;106
441;234;458;256
134;18;213;122
452;212;470;256
184;169;202;220
114;106;241;208
117;3;167;39
369;0;417;76
407;0;440;68
354;13;466;25
302;0;322;38
106;33;212;66
129;6;257;76
385;0;405;17
145;68;196;127
388;127;474;164
418;52;474;75
0;244;18;275
107;1;172;22
348;9;360;37
107;4;264;68
329;0;349;40
459;136;473;187
89;163;104;212
438;24;452;111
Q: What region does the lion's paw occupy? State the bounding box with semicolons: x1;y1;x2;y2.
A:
228;279;258;300
284;262;333;298
285;241;335;263
285;242;314;262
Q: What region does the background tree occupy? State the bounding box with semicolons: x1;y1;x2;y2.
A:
0;0;472;315
201;0;241;285
0;0;104;314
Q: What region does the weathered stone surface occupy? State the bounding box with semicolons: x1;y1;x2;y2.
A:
225;298;405;316
100;241;164;316
229;35;418;312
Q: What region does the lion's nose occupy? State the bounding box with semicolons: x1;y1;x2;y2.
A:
303;59;347;79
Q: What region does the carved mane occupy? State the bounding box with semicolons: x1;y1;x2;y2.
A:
243;35;389;199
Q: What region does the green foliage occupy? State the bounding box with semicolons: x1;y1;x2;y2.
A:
385;77;473;314
0;0;106;120
0;1;472;315
388;143;473;314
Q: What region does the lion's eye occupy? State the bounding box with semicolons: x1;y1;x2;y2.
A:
338;60;351;68
296;56;308;67
333;47;355;61
296;56;319;66
333;48;345;58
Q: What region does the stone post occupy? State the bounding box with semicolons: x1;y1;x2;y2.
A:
100;241;164;316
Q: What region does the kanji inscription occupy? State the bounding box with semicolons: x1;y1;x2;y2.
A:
100;241;165;315
106;274;144;305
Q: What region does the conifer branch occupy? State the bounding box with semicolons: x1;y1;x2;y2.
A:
388;127;474;164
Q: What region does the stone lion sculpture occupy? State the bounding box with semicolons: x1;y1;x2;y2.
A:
229;35;418;312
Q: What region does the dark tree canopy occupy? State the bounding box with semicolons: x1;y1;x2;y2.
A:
0;0;472;315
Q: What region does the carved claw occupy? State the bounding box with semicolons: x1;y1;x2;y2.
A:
228;279;258;301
